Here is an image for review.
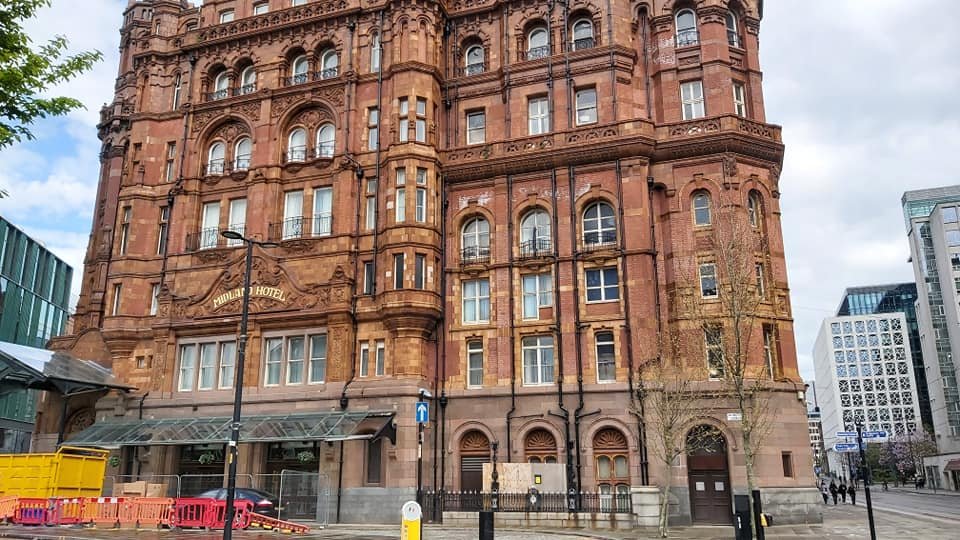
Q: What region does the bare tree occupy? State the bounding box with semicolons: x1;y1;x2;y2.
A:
641;337;717;537
673;201;780;525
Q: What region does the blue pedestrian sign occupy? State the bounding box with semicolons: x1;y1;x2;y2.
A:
834;442;862;453
415;401;429;424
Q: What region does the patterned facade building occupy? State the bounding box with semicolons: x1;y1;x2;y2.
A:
46;0;817;524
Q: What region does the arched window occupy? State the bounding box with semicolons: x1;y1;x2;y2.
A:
370;32;381;72
572;18;594;50
461;216;490;263
239;66;256;95
211;71;229;100
207;141;225;174
520;209;551;256
583;201;616;247
291;55;309;85
725;11;740;47
316;123;335;158
320;49;338;79
524;428;558;463
526;26;549;60
748;191;762;228
675;9;698;47
692;191;711;226
234;137;251;170
171;73;182;109
287;128;307;162
594;428;630;511
465;45;484;75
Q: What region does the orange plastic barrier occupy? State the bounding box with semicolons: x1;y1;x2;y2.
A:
133;497;175;528
13;498;49;525
206;499;253;530
48;497;85;525
82;497;124;528
170;497;214;529
248;512;311;534
0;496;17;522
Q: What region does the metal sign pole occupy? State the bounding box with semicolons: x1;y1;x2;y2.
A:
856;423;877;540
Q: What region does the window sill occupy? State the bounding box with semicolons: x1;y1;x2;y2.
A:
585;298;619;304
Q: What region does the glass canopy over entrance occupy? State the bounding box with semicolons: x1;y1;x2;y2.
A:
67;411;396;449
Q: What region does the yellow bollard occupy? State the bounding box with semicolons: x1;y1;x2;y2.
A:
401;501;422;540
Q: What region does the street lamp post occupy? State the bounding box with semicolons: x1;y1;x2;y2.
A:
220;230;277;540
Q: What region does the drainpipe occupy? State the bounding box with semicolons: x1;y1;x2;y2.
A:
135;392;149;477
640;9;653;120
568;165;587;497
505;174;517;460
432;183;449;506
336;440;345;522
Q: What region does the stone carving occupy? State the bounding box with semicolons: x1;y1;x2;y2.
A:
738;119;774;139
723;154;738;178
593;427;628;450
566;126;618;143
459;430;490;453
233;100;262;123
169;254;352;319
669;119;721;137
66;408;96;436
211;121;251;143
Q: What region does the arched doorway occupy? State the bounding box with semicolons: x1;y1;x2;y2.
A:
593;428;630;512
524;428;558;463
459;430;490;491
686;425;732;524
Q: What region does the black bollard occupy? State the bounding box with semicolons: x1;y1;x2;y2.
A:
479;510;494;540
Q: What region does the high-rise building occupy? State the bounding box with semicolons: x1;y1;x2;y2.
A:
836;283;932;429
903;186;960;491
44;0;818;524
0;216;73;452
814;313;923;476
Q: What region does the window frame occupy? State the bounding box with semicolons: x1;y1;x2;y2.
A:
522;272;553;319
320;48;338;79
395;187;406;223
253;2;269;15
177;336;238;392
705;325;725;379
699;263;718;299
316;123;335;158
394;253;405;289
312;186;333;236
414;253;426;290
595;331;616;383
585;266;620;303
462;278;491;324
692;191;711;226
520;208;552;254
725;11;741;48
675;9;698;47
219;10;235;24
528;96;550;135
575;88;598;126
234;137;252;170
583;201;616;246
461;216;490;260
467;340;484;388
522;335;555;386
207;141;226;175
466;110;485;145
733;82;747;117
368;107;379;150
526;26;550;59
415;187;427;222
465;44;485;74
572;18;594;49
287;127;307;162
680;80;705;120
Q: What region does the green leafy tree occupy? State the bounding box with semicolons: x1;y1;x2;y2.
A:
0;0;102;152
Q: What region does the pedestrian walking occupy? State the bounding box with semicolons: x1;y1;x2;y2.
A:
882;480;888;491
820;482;829;504
829;481;838;505
839;481;848;503
848;484;856;505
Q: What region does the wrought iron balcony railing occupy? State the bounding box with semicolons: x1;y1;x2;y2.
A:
315;67;339;80
519;238;553;259
676;29;699;47
267;214;333;242
583;230;617;251
524;46;550;61
207;88;229;101
572;37;595;51
460;246;491;265
185;225;245;252
233;83;257;96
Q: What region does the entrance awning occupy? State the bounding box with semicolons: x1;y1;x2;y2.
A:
0;341;134;395
945;459;960;472
66;411;396;449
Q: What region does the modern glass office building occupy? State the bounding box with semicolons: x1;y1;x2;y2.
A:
0;216;73;452
837;283;932;429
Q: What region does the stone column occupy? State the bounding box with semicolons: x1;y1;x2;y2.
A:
631;485;660;529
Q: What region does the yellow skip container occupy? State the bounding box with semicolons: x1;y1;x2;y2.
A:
0;446;108;498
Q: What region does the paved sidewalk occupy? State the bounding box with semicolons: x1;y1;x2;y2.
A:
0;504;956;539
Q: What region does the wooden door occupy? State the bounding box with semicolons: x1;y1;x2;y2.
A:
688;469;732;524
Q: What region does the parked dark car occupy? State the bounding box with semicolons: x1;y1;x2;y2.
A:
194;488;282;518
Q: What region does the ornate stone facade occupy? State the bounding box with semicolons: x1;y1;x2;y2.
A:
47;0;818;526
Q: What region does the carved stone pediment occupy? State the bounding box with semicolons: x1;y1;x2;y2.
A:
169;256;352;319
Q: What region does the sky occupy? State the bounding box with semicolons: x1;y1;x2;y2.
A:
1;0;959;383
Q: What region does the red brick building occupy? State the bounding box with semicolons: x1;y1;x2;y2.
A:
46;0;818;525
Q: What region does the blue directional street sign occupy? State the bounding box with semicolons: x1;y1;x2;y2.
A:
834;442;861;453
862;430;888;439
836;431;857;438
415;401;429;424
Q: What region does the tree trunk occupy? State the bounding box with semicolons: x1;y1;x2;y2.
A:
658;479;670;538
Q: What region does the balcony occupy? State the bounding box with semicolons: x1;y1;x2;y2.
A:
287;73;310;86
461;62;486;77
519;238;553;260
583;231;617;251
185;225;245;252
675;29;699;47
315;144;335;159
286;147;307;163
460;246;491;266
206;159;225;175
233;83;257;96
523;46;550;61
267;214;333;242
314;67;338;81
572;37;595;51
233;157;250;171
207;88;229;101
